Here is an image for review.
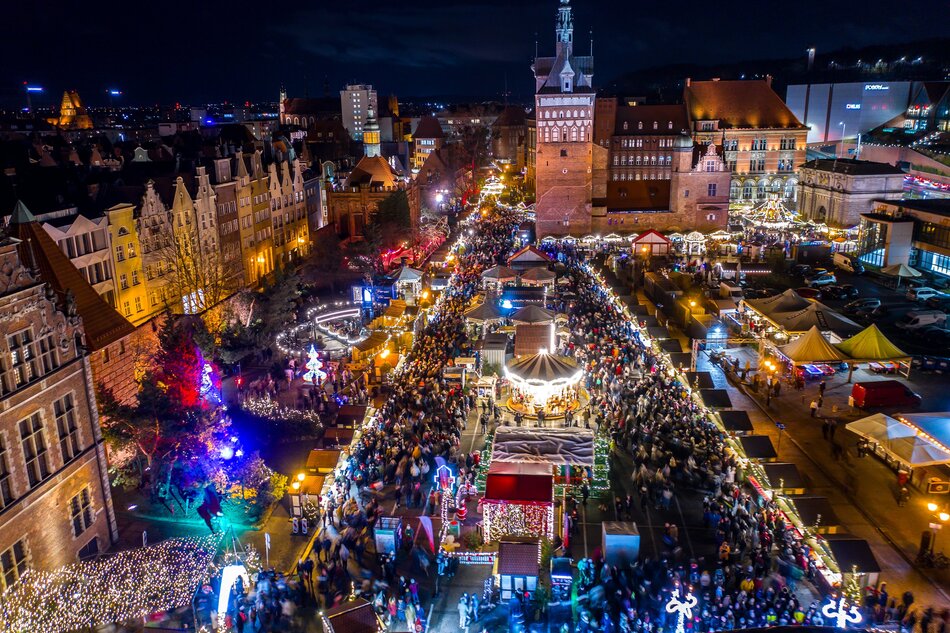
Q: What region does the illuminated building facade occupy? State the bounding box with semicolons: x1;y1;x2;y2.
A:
340;84;378;141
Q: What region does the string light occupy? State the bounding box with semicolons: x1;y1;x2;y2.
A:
0;535;220;632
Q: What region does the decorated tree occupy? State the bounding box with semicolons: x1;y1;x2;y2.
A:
302;345;326;383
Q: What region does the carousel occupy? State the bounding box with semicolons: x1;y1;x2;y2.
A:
503;350;587;419
744;194;799;231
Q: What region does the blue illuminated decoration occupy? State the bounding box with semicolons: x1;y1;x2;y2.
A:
822;596;862;628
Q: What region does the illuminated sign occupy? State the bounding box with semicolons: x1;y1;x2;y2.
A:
448;551;495;565
666;590;698;633
845;104;862;110
864;84;889;91
822;596;862;628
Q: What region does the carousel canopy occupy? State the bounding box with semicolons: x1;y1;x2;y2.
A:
519;267;556;283
464;301;504;323
506;352;580;382
482;265;518;281
834;324;908;360
394;266;423;283
510;304;556;324
492;426;594;466
771;303;862;336
507;245;554;265
779;326;848;363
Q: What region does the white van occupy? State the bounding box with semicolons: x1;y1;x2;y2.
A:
895;310;947;331
833;253;864;274
906;287;944;302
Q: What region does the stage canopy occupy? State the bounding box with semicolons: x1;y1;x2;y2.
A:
393;266;423;284
846;413;917;443
744;289;812;318
492;426;594;466
771;303;862;336
520;267;556;284
482;265;518;282
779;326;848;363
834;324;908;361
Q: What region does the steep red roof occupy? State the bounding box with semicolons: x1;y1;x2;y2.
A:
11;209;134;351
614;104;689;136
497;540;541;576
507;245;554;264
685;80;806;129
413;116;445;139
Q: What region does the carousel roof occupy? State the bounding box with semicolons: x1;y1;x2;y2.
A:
510;304;556;324
779;326;848;363
506;352;581;382
519;267;556;282
482;265;518;281
464;301;504;323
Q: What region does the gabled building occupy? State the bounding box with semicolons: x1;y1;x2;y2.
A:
685;78;808;206
0;226;117;579
903;81;950;132
412;116;446;170
104;203;151;326
798;158;905;227
492;106;528;171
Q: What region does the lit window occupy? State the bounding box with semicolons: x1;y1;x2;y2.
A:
55;394;80;463
1;540;28;590
19;413;49;488
69;487;94;537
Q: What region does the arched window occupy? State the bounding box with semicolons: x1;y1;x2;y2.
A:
571;127;578;141
653;121;658;130
743;181;753;199
638;121;643;130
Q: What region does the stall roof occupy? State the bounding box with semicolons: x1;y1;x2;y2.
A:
744;289;811;317
789;495;841;528
485;462;554;503
772;303;862;336
354;331;388;353
684;371;715;389
739;435;778;460
700;389;733;409
482;332;509;351
762;463;806;490
658;339;684;353
497;540;541;576
306;449;341;473
336;405;367;427
639;315;660;327
323;597;378;633
668;352;693;368
825;537;881;574
493;426;594;466
646;326;669;339
834;324;909;361
464;301;504;323
898;412;950;452
511;304;556;324
779;325;848;363
719;410;754;433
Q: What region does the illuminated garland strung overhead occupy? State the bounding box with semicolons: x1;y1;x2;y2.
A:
0;535;220;633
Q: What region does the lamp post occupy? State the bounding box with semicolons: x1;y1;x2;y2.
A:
926;502;949;555
839;121;847;156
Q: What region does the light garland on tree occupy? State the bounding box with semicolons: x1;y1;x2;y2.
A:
0;535;220;632
240;397;323;428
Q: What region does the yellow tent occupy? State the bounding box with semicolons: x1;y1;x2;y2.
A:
834;324;908;360
778;325;848;363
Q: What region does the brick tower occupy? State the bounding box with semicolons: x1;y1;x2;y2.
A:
532;0;594;235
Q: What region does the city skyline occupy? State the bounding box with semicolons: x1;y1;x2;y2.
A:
4;0;946;107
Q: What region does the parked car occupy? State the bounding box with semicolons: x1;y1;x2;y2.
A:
918;325;950;345
791;264;813;277
895;309;947;331
924;294;950;310
850;380;921;409
843;298;881;315
906;286;945;302
795;287;822;299
807;273;837;287
821;285;859;300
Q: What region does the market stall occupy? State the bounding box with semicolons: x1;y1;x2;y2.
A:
519;266;556;288
738;435;779;462
495;540;541;601
321;598;383;633
481;265;519;290
718;410;754;435
762;463;806;494
483;462;555;541
788;496;842;534
503;352;585;417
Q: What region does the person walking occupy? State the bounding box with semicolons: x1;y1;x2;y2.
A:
829;419;837;441
810;400;819;417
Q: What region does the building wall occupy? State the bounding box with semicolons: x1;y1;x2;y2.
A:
798;168;905;227
668;145;730;231
0;243;116;581
786;81;917;144
43;214;116;307
105;204;152;326
534;94;595;236
340;84;377;140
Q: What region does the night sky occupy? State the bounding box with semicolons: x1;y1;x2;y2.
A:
4;0;945;108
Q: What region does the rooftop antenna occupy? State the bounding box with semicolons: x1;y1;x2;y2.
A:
503;73;509;106
590;29;593;56
534;32;538;60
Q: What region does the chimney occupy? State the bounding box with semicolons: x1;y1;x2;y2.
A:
685;77;691;87
766;75;773;87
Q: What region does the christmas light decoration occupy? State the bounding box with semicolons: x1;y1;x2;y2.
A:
200;361;221;405
0;535;220;632
821;596;862;628
482;501;554;542
240;397;323;428
665;589;698;633
302;344;327;383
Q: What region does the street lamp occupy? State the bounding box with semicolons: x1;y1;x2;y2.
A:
839;121;847;148
926;502;949;555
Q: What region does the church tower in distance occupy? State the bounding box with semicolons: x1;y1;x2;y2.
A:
532;0;594;236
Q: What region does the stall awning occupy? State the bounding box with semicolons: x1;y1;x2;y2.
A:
739;435;778;460
762;463;806;490
719;410;754;433
700;389;733;409
658;339;684;353
684;371;715;389
825;537;881;574
485;462;553;503
789;495;841;528
668;352;693;368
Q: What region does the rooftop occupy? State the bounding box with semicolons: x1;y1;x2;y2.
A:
685;79;806;130
801;158;904;176
875;198;950;217
614;104;689;136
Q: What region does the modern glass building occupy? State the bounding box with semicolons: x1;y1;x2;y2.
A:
858;199;950;279
786;81;918;144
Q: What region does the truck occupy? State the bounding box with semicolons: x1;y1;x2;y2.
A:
833;253;864;274
850;380;921;409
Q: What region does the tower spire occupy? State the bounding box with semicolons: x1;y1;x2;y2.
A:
556;0;573;53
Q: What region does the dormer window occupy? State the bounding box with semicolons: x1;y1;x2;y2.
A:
668;121;673;129
638;122;643;130
653;121;658;130
623;122;628;131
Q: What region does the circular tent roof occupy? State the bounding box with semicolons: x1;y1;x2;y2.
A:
482;265;518;281
463;301;504;323
505;352;583;385
510;304;556;324
519;267;556;283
